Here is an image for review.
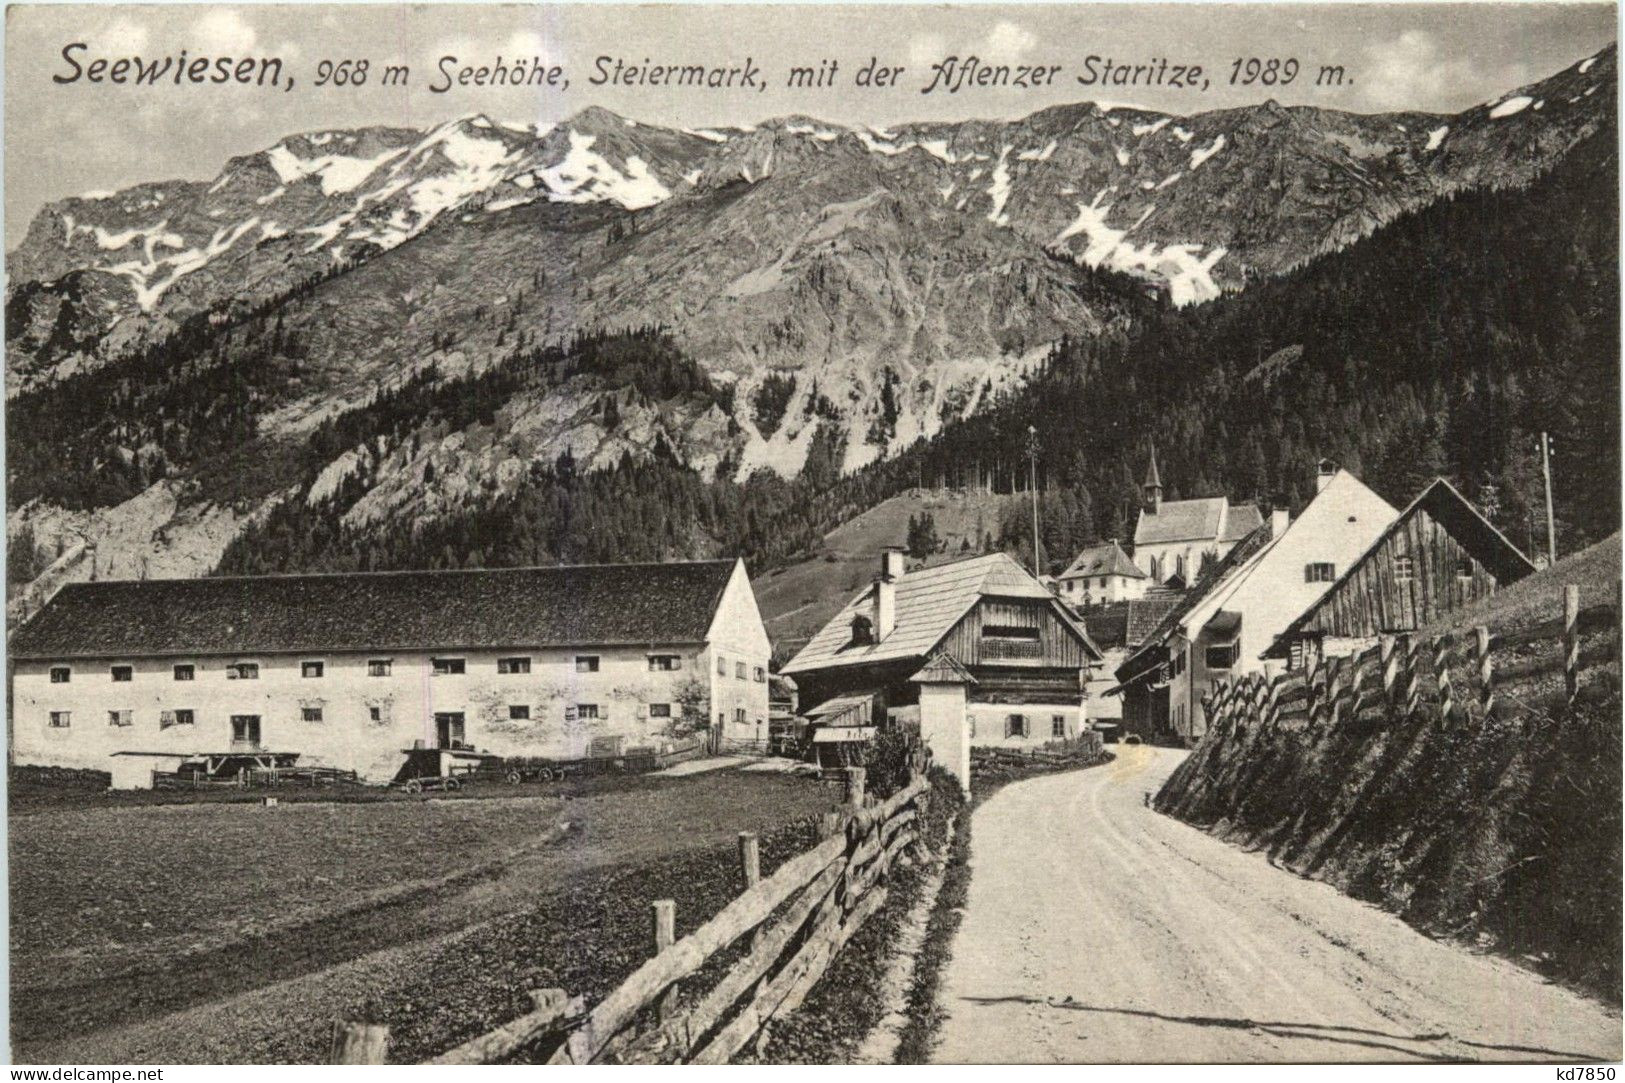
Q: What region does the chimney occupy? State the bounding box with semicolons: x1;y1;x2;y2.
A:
1271;505;1289;538
874;550;903;640
1315;458;1337;495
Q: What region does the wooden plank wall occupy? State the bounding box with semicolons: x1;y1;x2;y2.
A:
1309;507;1500;638
940;600;1092;669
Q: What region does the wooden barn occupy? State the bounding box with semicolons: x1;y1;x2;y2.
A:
1264;478;1537;669
781;551;1101;749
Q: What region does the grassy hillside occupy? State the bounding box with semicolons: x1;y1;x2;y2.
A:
1422;533;1620;637
754;488;1022;661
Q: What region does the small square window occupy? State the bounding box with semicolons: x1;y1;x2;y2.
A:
735;662;747;680
301;661;325;679
49;666;71;684
49;711;70;728
734;707;747;724
369;705;384;723
575;656;600;674
228;662;260;680
1053;715;1067;738
576;703;600;720
174;709;195;727
717;656;728;676
111;665;133;682
752;666;766;683
649;702;672;718
1394;555;1415;582
509;704;531;721
1007;714;1028;738
302;706;324;723
498;656;532;675
173;664;195;681
1305;562;1336;583
648;654;681;672
368;659;392;677
108;709;133;727
432;657;466;676
1457;558;1475;580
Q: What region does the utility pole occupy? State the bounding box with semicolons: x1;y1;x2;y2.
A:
1540;431;1557;567
1027;426;1042;577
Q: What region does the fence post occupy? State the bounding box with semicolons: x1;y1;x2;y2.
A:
1474;626;1494;722
652;900;677;1024
1564;584;1581;708
1432;634;1455;726
843;767;866;810
330;1021;389;1064
738;832;762;951
818;811;843;839
1379;634;1397;711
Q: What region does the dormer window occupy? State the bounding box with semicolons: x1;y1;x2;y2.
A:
850;614;875;646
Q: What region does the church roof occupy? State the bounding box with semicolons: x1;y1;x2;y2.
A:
1143;450;1163;490
1134;496;1228;545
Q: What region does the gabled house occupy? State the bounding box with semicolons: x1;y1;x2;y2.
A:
10;559;772;780
782;551;1101;748
1057;540;1148;607
1133;449;1264;585
1263;478;1537;669
1113;463;1400;744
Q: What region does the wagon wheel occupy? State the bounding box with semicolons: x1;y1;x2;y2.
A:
505;769;523;785
445;777;462;791
538;768;554;782
403;778;424;794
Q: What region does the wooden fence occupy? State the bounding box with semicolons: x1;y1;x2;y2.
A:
333;763;936;1065
1199;585;1619;742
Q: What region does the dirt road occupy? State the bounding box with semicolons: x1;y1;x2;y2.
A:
931;745;1621;1063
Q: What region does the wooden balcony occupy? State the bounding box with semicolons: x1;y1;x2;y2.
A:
979;637;1047;664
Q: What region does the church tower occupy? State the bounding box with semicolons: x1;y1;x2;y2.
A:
1142;447;1163;514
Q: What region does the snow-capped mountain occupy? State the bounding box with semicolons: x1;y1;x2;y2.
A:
3;44;1614;593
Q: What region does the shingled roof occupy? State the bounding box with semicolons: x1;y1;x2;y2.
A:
10;560;741;660
1135;497;1264;546
1059;541;1146;581
782;552;1097;675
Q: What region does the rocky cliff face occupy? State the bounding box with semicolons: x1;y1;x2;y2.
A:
4;46;1614;603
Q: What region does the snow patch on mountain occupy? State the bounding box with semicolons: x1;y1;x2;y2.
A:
1132;117;1170;136
1017;141;1058;161
266;143;409;197
1489;95;1534;119
108;217;261;310
986;146;1013;225
1054;190;1224;306
1426;126;1449;151
1189;134;1226;169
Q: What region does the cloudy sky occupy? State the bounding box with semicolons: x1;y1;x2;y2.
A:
5;3;1616;228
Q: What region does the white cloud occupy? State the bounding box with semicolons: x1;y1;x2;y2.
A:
192;10;260;54
1360;30;1529;111
983;20;1036;61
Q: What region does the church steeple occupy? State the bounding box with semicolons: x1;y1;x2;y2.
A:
1142;446;1163;514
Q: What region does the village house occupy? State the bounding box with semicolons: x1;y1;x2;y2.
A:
781;551;1101;752
1262;478;1537;669
8;559;771;781
1056;540;1148;607
1133;449;1264;585
1113;461;1399;744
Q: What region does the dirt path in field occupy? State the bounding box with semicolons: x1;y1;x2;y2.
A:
930;745;1621;1064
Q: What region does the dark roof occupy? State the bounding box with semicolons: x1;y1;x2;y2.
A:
1059;541;1146;581
10;561;741;660
1261;478;1538;658
1082;603;1131;650
1117;521;1276;680
1125;592;1183;646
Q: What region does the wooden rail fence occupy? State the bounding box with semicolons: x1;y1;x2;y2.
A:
334;763;936;1064
1199;586;1619;743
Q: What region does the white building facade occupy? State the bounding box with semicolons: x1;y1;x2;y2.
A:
10;559;771;781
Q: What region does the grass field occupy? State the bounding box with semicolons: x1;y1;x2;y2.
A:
1423;532;1619;635
11;765;837;1062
